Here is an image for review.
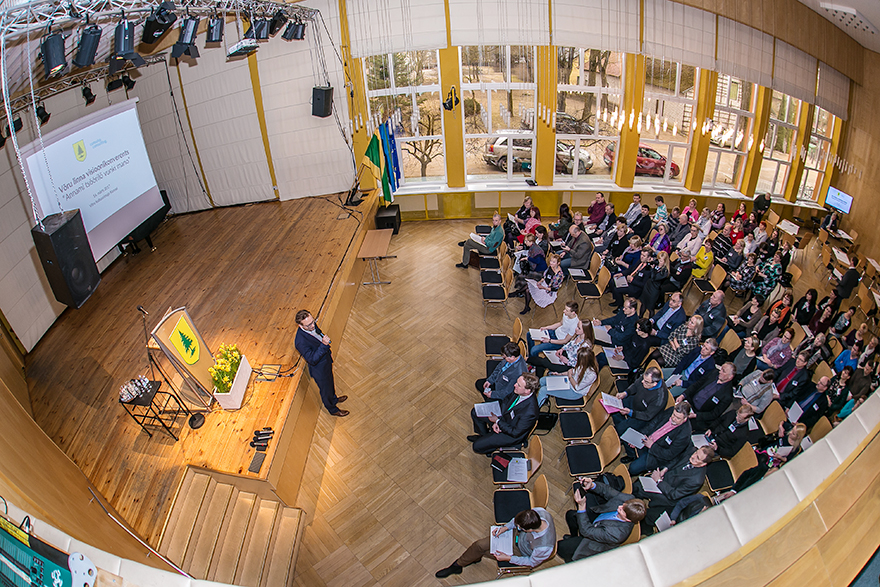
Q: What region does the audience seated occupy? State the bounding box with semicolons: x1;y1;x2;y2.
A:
651;315;704;369
734;367;776;414
695;290;727;339
538;346;598;407
706;404;757;459
476;342;527;401
527;301;580;357
457;212;504;268
559;224;593;275
612;367;668;434
660;336;717;395
468;373;539;454
633;446;714;534
528;319;593;378
675;362;736;433
649;292;687;340
595;297;638;347
622;402;693;475
775;352;812;408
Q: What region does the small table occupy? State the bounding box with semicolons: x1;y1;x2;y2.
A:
831;229;854;243
120;380;185;440
832;247;850;268
867;258;880;274
777;219;799;236
358;228;396;285
872;289;880;310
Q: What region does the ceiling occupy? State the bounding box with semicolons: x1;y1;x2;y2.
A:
797;0;880;53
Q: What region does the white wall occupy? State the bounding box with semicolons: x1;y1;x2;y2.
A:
0;1;355;352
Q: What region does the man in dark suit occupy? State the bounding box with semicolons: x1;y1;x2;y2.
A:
633;445;714;534
661;249;694;293
695;290;727;339
632;204;653;240
468;373;539;454
294;309;348;417
835;257;860;299
475;342;527;401
776;352;813;408
676;362;736;433
791;376;831;431
624;402;693;475
664;339;718;395
596;297;638;347
650;292;687;340
706;404;757;459
557;477;646;562
612;366;668;434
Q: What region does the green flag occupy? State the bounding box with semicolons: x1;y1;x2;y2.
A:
363;131;392;203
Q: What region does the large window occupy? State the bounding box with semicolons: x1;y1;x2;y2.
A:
637;58;697;184
461;46;537;180
757;91;800;196
364;51;445;184
555;47;623;181
703;75;754;190
797;106;835;202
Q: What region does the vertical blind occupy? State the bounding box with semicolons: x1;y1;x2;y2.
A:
345;0;447;58
448;0;550;47
817;62;850;121
716;16;774;90
772;40;818;105
642;0;716;70
551;0;640;54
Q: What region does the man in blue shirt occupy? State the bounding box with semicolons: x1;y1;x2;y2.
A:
651;292;686;340
457;212;503;268
595;297;638;347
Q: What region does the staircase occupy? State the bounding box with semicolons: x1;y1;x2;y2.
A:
157;468;305;587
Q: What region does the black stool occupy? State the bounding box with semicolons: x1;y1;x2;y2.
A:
120;381;185;440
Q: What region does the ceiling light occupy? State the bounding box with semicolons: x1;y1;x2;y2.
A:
292;20;306;40
244;18;269;40
82;85;96;105
110;19;146;75
40;30;67;78
5;117;22;136
269;11;288;36
107;78;123;91
171;16;200;58
0;130;5;149
72;24;101;68
35;105;50;126
122;75;135;91
142;2;177;44
206;17;224;43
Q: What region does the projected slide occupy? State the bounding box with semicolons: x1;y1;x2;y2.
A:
21;99;162;260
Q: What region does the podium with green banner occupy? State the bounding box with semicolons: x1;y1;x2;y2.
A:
150;307;215;410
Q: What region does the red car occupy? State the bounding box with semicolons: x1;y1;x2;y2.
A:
603;143;681;178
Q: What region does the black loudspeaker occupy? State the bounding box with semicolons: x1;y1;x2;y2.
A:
31;209;100;309
312;86;333;118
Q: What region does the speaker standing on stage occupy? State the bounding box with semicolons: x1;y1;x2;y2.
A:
294;310;349;417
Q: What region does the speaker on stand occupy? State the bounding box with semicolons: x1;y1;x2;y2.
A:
31;209;101;309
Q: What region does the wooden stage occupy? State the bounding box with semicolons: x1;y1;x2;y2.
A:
26;194;377;547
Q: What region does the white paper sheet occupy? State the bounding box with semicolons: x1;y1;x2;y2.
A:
621;427;647;448
550;240;565;247
546;376;570;391
507;457;529;482
614;274;629;288
508;213;518;223
788;402;804;424
490;526;514;556
601;392;624;409
569;268;586;277
748;417;759;431
691;434;711;448
529;328;549;340
474;401;502;418
601;348;629;370
638;476;662;493
546;351;567;365
655;511;673;532
595;325;612;344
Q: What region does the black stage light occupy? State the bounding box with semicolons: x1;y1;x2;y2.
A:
5;117;22;136
111;19;146;75
122;75;135;90
206;17;224;43
268;10;288;36
171;16;200;58
40;30;67;78
72;24;102;68
142;2;177;44
0;130;5;149
244;18;269;40
281;22;296;41
82;85;96;105
292;19;306;40
36;105;51;126
107;78;123;91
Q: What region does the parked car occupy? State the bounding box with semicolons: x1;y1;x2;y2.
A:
603;143;680;178
484;132;593;173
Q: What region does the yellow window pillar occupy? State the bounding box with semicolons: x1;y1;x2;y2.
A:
683;70;718;192
817;119;843;207
337;0;374;190
783;103;814;203
534;46;557;186
438;0;466;188
614;54;645;189
740;86;773;198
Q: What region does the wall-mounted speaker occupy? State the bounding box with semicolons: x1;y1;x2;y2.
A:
31;209;100;309
312;86;333;118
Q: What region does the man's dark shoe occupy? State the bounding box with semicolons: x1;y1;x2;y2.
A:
435;563;463;579
466;434;481;442
455;263;469;269
330;409;350;417
458;241;466;246
336;395;348;403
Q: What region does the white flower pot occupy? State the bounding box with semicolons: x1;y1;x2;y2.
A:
213;355;252;410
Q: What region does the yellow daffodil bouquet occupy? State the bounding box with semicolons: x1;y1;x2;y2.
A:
210;343;242;394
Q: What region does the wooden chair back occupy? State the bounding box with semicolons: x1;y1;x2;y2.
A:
760;401;786;434
589;251;601;279
597;365;615;395
590;393;610;430
790;323;806;349
710;265;727;290
781;232;796;248
768;210;780;225
665;390;675;409
518;340;528;359
809;416;833;442
719;329;742;355
500;253;512;274
670;251;679;263
818;228;829;247
527;435;543;478
596;425;621;469
814;360;834;383
820;245;832;269
797;231;813;250
512;317;524;345
850;229;859;241
788;264;802;287
612;463;633;494
645;359;662;373
595;266;612;296
859;284;876;318
503;266;514;291
532;474;549;509
729;443;759;480
623;524;641;545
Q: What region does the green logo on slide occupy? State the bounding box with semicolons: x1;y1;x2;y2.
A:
73;140;86;162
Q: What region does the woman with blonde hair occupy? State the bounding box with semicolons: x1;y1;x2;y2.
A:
652;315;704;368
537;345;599;407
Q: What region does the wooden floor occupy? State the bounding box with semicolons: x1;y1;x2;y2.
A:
28;205;834;586
26;195;363;546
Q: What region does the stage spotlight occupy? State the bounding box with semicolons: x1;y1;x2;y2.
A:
5;117;22;136
122;75;135;90
0;130;5;149
281;21;296;40
142;2;177;44
107;78;123;91
206;17;224;43
110;19;146;75
40;30;67;78
35;105;50;126
282;18;306;41
244;18;269;40
82;85;96;105
268;10;288;36
72;24;101;68
171;16;200;58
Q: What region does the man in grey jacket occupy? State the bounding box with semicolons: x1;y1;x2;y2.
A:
559;223;593;274
474;342;527;401
558;477;646;562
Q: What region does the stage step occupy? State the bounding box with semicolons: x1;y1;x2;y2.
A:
157;468;305;587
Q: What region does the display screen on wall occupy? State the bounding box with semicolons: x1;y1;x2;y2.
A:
825;186;853;214
19;98;163;261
